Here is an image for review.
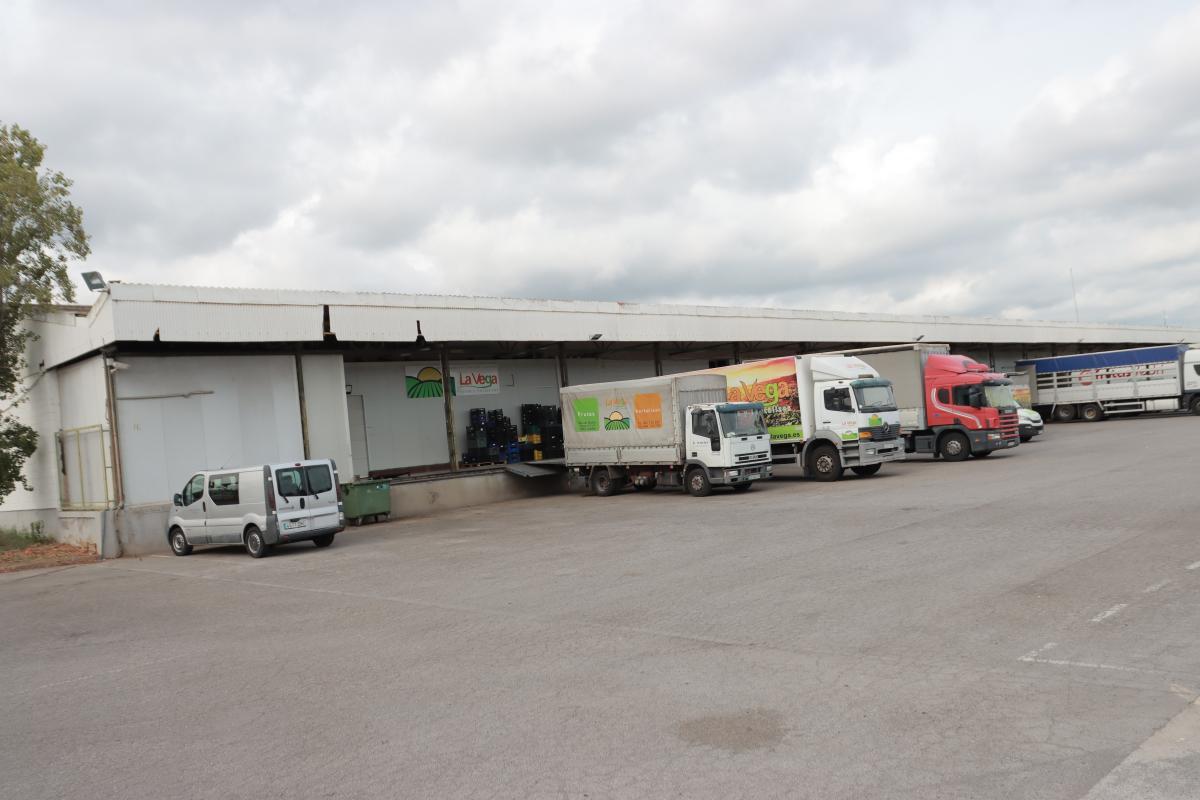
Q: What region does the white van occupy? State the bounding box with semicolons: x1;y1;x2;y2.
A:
168;459;346;558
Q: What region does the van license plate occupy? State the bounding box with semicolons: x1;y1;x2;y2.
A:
282;520;308;530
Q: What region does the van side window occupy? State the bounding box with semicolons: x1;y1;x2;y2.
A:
208;473;240;506
937;388;950;404
306;465;332;494
275;468;306;498
182;474;205;506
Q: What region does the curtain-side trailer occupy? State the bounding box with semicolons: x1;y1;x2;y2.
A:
1014;344;1200;421
561;373;773;497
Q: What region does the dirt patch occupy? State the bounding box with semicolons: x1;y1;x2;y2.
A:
0;542;99;573
676;708;787;753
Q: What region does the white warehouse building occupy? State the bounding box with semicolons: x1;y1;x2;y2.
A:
6;281;1198;556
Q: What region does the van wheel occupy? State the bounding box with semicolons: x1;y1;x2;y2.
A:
1052;405;1076;422
686;468;712;497
1080;404;1103;422
808;444;844;481
589;469;618;497
244;526;270;559
938;432;971;462
851;464;882;477
313;533;335;548
169;527;192;556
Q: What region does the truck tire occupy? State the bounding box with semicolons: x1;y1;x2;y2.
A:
1052;405;1076;422
1192;396;1200;416
589;469;619;497
850;464;882;477
686;467;712;497
808;444;844;481
244;526;270;559
1080;403;1103;422
938;432;970;462
972;450;992;458
169;527;192;556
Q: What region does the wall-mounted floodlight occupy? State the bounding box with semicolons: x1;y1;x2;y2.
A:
590;333;603;341
81;271;106;291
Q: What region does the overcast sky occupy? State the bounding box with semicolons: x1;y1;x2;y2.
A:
4;1;1200;326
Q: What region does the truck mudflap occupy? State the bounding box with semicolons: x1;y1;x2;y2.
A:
709;463;773;485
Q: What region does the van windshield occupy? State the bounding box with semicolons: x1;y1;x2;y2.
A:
275;464;333;497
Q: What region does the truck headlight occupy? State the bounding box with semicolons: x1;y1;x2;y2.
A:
728;470;739;477
987;433;1001;441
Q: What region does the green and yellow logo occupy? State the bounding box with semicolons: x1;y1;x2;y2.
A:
406;366;446;398
604;411;631;430
868;414;883;427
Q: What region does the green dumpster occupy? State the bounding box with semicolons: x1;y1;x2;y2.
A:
342;480;391;524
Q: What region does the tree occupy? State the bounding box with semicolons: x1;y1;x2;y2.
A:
0;123;89;501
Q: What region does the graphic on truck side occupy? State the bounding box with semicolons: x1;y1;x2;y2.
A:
604;411;631;430
716;357;803;441
633;393;663;429
572;397;600;432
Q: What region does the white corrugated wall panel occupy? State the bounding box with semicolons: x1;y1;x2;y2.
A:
112;301;323;342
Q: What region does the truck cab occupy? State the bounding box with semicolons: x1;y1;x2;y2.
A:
923;355;1021;458
682;402;773;495
802;358;905;480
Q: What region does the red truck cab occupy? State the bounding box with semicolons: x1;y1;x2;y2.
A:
921;354;1021;459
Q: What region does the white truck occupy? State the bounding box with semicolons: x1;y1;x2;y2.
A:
1014;344;1200;421
561;373;773;497
709;354;905;480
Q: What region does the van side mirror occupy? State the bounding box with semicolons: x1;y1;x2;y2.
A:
173;493;183;507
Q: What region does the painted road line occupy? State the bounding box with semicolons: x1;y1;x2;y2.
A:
1143;579;1172;594
1090;604;1128;623
1187;561;1200;571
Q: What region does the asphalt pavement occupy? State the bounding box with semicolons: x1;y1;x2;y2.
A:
3;414;1200;799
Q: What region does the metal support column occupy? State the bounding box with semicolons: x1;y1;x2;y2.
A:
732;342;741;364
440;346;459;470
557;342;569;388
653;342;663;376
295;352;311;459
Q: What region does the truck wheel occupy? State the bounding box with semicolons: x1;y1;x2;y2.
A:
938;432;970;462
244;526;270;558
686;468;712;497
1080;404;1103;422
169;527;192;556
731;482;753;492
1192;397;1200;416
850;464;882;477
589;469;618;497
1052;405;1076;422
808;444;844;481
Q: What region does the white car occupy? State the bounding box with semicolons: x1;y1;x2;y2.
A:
1017;407;1044;443
168;459;345;558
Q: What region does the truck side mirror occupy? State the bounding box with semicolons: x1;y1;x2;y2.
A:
173;493;183;507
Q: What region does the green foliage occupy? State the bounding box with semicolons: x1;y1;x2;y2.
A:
0;122;89;502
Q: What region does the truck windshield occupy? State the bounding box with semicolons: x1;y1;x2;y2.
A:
982;382;1017;409
718;408;768;437
852;382;897;412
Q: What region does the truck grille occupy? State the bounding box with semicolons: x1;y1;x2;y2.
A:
860;423;900;442
998;411;1020;443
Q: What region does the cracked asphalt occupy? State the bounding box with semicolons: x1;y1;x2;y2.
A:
3;414;1200;799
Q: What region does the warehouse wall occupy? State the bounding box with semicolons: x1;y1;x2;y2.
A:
448;359;561;460
301;354;354;476
343;362;450;475
115;355;304;505
0;365;64;516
